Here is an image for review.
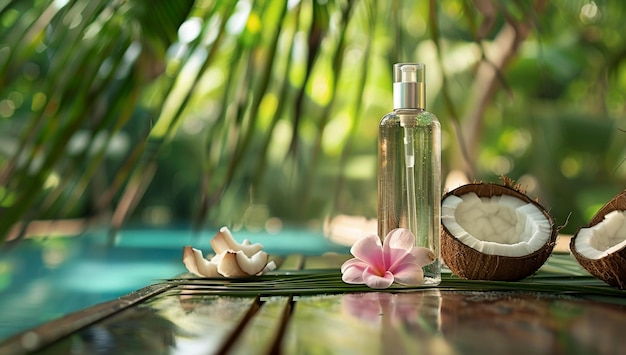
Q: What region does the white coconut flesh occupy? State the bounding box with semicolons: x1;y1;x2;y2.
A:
442;192;552;257
575;210;626;260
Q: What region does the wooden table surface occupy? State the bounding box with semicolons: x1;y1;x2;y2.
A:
2;253;626;355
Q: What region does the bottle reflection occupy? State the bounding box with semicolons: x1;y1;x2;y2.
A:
341;290;448;353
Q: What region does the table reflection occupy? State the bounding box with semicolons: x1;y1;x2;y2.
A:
34;289;626;355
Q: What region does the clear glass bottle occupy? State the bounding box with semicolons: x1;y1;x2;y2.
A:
378;63;441;285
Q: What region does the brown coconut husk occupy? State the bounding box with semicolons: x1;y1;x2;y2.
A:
570;189;626;289
441;179;557;281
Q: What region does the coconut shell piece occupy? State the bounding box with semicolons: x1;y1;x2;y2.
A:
570;189;626;289
182;226;275;278
441;181;557;281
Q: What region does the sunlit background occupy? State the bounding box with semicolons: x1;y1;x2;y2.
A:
2;0;626;238
1;0;626;340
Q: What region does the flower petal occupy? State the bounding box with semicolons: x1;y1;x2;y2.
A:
341;257;363;273
383;228;416;268
385;228;416;250
350;234;385;272
341;258;368;284
411;247;436;267
391;262;425;286
387;248;418;273
362;267;394;289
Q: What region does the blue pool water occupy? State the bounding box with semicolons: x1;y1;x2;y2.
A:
0;226;350;341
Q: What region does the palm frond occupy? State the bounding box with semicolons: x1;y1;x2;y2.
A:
165;254;626;304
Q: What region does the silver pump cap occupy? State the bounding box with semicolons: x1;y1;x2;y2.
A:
393;63;425;110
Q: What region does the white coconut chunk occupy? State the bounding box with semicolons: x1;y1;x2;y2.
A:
182;246;220;277
442;192;551;257
210;226;264;257
575;210;626;260
235;250;269;275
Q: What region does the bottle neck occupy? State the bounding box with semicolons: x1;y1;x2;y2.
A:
393;81;425;110
393;108;424;114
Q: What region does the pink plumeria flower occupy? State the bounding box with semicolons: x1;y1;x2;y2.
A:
341;228;435;289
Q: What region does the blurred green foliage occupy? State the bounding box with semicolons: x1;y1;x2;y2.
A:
1;0;626;243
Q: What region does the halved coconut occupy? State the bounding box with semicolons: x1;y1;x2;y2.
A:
441;181;557;280
570;190;626;289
